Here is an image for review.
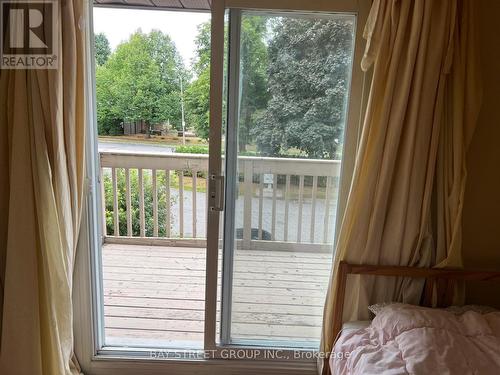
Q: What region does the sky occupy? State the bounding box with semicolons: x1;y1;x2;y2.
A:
93;7;211;67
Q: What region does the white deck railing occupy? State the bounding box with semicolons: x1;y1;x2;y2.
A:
100;151;341;251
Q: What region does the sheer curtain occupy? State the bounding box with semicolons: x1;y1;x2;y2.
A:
320;0;481;373
0;1;87;374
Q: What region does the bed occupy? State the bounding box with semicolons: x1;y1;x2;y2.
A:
329;262;500;375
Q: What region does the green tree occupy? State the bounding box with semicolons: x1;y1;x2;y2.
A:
253;18;354;159
185;67;210;139
94;32;111;66
185;19;268;147
95;62;122;135
185;22;211;139
238;16;269;152
96;30;187;135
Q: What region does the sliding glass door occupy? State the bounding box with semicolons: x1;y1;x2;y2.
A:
215;8;356;348
88;0;365;362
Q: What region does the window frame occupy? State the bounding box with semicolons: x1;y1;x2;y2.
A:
73;0;371;373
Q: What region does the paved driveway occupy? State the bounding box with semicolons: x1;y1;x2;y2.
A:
99;141;175;154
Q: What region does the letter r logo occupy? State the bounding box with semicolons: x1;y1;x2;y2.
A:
2;1;53;54
7;8;47;48
8;8;23;48
1;1;57;69
28;8;48;48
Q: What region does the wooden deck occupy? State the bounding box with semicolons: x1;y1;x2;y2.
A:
102;243;332;348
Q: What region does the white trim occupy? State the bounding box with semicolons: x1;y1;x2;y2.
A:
74;0;104;366
99;150;341;176
204;0;226;353
220;7;242;346
225;0;362;12
88;1;108;355
92;3;211;13
333;0;371;244
78;357;316;375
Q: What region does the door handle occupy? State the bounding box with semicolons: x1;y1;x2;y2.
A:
209;174;224;212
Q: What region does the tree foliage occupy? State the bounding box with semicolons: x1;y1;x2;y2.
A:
185;22;212;140
95;17;354;159
185;20;269;147
238;17;269;151
253;18;354;159
96;30;187;135
185;67;210;139
94;32;111;66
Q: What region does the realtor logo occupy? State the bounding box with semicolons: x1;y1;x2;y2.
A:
1;0;58;69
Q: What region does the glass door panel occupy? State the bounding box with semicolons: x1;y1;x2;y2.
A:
93;6;215;350
222;10;356;347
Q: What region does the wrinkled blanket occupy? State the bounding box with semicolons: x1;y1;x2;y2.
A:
331;304;500;374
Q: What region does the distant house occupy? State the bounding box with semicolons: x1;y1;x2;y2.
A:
123;120;147;135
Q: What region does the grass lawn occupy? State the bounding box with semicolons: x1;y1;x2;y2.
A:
99;134;208;147
175;175;208;193
179;175;334;199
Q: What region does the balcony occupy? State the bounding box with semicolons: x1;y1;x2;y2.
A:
99;149;340;347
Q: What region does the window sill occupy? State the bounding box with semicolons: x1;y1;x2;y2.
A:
84;353;318;375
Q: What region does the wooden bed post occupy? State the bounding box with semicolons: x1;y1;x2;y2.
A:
331;261;350;345
330;262;500;345
326;262;500;375
327;262;500;375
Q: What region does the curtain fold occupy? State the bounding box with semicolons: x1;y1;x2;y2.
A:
0;1;86;374
320;0;481;373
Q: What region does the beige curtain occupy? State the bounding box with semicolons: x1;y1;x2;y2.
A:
0;1;87;374
320;0;481;373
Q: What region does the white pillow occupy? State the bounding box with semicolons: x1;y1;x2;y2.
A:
367;302;406;316
367;302;498;316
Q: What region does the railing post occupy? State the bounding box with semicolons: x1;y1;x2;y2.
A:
271;174;277;241
310;175;318;243
125;168;132;236
138;168;145;237
165;170;171;237
112;167;119;236
323;176;332;244
258;173;264;240
152;169;158;237
192;170;197;238
297;175;304;243
100;166;107;239
284;174;290;241
243;160;253;249
179;171;184;238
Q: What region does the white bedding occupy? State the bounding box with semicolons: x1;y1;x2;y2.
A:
341;321;371;331
330;304;500;374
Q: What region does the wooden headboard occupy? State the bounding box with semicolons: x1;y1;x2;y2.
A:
332;261;500;344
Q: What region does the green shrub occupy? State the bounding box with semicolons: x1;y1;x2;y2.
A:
98;118;123;135
103;169;177;237
175;144;208;154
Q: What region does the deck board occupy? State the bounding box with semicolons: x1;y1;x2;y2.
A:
102;243;331;347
